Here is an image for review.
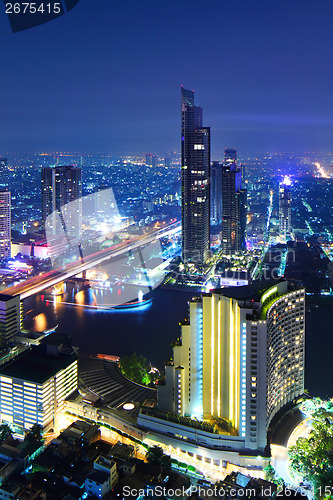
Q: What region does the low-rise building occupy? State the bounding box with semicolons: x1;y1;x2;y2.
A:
84;455;118;499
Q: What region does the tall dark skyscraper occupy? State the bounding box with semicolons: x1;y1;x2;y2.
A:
0;189;11;258
224;147;237;167
279;176;292;243
41;166;82;239
181;87;210;265
221;148;247;254
0;158;8;186
210;161;223;226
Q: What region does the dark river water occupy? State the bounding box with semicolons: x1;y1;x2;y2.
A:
23;285;333;399
23;285;197;370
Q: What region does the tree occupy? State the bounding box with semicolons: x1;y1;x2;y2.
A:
119;353;151;385
288;408;333;498
25;423;43;441
146;445;172;470
264;464;276;483
264;464;285;489
0;424;13;443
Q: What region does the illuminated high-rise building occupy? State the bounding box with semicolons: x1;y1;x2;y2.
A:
146;154;157;168
181;87;210;266
279;176;292;243
210;161;223;226
158;280;305;451
240;163;246;184
0;189;11;259
0;158;8;185
41;166;82;238
224;147;237;168
221;148;247;254
0;343;78;434
164;157;171;168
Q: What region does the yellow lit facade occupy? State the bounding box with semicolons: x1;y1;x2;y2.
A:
158;280;305;452
202;294;240;426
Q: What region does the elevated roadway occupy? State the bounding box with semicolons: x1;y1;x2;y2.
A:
3;222;180;300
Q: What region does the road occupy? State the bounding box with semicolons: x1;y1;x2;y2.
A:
3;222;181;299
271;418;312;495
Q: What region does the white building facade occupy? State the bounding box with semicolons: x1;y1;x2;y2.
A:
0;351;78;434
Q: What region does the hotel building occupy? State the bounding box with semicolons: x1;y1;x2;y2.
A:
157;280;305;451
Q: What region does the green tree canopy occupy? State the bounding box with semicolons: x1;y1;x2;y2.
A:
25;423;43;442
119;353;152;385
0;424;13;443
264;464;276;483
146;445;172;470
288;408;333;498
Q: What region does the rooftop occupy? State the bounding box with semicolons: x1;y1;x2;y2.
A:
75;356;156;409
0;294;18;303
86;469;109;485
199;279;286;303
0;345;77;384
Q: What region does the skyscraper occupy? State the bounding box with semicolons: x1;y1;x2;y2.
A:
279;176;292;243
210;161;223;226
0;158;8;185
221;148;247;254
0;189;11;259
146;154;157;168
181;87;210;266
0;294;20;347
41;166;82;239
224;147;237;168
158;280;305;451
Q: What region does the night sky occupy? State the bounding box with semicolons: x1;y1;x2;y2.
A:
1;0;333;155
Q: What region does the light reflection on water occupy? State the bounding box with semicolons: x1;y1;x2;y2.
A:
75;289;97;307
33;313;48;332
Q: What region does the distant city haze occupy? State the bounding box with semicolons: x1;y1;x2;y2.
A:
1;0;333;153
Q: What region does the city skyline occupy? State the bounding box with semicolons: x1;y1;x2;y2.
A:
0;1;332;494
0;1;333;154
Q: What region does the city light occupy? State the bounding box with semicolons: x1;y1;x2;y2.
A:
315;161;330;178
0;2;331;493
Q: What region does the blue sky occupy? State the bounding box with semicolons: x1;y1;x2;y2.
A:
1;0;333;155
